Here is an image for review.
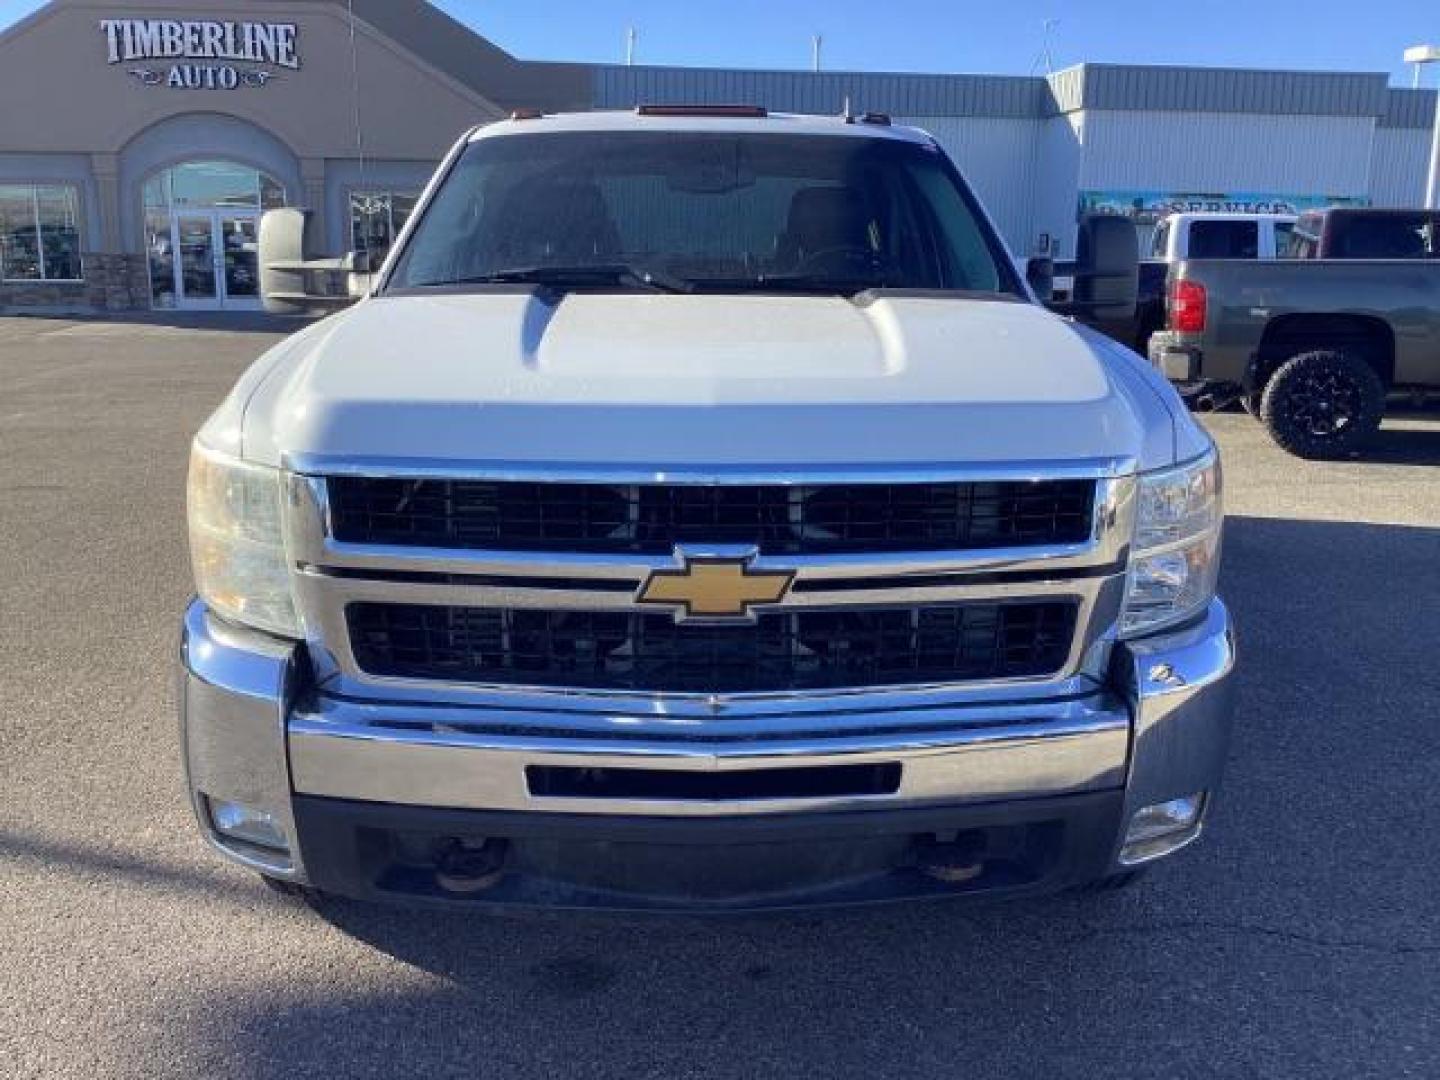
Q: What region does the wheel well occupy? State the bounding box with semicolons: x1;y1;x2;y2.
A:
1255;315;1395;388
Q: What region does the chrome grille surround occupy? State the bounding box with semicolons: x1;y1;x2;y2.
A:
282;456;1138;721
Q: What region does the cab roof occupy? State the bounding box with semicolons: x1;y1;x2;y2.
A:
468;108;935;145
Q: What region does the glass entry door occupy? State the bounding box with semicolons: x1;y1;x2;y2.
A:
166;211;262;310
218;215;261;304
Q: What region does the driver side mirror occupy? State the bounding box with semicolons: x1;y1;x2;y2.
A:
1070;214;1138;323
1041;214;1138;330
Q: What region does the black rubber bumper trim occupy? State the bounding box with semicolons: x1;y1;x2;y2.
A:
291;790;1126;912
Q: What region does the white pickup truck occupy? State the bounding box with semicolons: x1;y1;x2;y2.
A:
180;108;1235;910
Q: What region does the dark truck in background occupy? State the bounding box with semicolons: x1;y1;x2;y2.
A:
1289;207;1440;260
1134;208;1440;376
1149;246;1440;457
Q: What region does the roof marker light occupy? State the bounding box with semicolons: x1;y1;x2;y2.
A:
636;104;769;118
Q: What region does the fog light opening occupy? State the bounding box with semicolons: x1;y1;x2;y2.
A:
434;837;508;894
916;831;987;884
1119;793;1206;866
206;797;289;853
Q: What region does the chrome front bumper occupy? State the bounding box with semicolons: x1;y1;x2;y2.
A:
180;597;1236;904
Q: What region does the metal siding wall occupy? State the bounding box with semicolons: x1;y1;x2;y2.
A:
1045;67;1084;114
898;117;1041;254
1074;65;1386;117
1380;87;1436;130
1077;111;1374;195
593;66;1042;117
1368;128;1430;206
1034;115;1084;257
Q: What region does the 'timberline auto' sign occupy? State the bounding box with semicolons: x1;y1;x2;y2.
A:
99;18;300;89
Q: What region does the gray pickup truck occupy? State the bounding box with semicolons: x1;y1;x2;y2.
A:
1149;255;1440;457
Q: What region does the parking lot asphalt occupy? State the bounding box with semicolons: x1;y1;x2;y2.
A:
1;313;1438;1080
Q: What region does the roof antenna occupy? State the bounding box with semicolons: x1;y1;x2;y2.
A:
626;26;637;67
812;33;823;73
1040;19;1059;75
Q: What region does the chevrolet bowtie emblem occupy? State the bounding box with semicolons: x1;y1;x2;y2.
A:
637;553;794;621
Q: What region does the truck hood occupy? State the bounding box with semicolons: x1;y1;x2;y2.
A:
229;291;1179;473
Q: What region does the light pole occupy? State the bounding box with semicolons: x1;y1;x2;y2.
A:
1404;45;1440;208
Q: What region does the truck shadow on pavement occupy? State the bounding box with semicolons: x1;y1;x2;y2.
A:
1364;422;1440;466
147;513;1439;1080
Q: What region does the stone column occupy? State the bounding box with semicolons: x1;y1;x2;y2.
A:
90;153;138;309
91;153;122;253
299;157;328;254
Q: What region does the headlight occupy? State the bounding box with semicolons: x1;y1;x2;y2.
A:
1121;448;1222;638
187;440;300;637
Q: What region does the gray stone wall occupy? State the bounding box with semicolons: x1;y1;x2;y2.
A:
0;276;92;314
83;253;150;310
0;252;149;313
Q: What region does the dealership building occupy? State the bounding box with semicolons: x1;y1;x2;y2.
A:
1;0;1436;312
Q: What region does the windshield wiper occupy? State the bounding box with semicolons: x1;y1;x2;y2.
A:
686;273;894;297
428;263;692;294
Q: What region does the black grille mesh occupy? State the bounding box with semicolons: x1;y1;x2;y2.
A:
326;478;1095;554
347;602;1078;693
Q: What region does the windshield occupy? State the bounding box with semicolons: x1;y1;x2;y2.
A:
386;130;1020;296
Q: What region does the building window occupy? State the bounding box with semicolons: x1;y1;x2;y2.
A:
0;184;83;282
143;161;286;213
350;192;419;257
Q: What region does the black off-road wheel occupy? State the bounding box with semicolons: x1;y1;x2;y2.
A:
1259;349;1385;459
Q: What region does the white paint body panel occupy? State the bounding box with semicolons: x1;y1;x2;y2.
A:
226;291;1183;473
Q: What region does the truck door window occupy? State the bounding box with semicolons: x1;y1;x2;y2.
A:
1272;222;1294;257
1188;220;1258;259
1150;219;1170;258
1288;215;1321;258
1334;214;1431;258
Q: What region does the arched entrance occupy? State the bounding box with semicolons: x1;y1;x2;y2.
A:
143;160;286;309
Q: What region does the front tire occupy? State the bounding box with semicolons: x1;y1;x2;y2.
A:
1259;349;1385;459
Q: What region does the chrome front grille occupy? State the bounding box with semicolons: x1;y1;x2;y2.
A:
285;463;1136;710
326;477;1096;554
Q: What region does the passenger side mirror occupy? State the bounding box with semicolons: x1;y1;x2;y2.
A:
1025;256;1054;302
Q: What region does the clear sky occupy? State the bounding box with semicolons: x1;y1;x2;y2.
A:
1;0;1435;84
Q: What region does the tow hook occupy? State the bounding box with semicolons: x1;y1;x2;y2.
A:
916;832;987;884
434;837;509;894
